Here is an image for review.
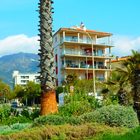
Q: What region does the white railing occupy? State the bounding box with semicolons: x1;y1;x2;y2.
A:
61;37;113;46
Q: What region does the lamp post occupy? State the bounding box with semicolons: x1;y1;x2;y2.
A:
84;31;96;94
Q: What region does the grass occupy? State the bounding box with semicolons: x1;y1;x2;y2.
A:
96;126;140;140
0;123;129;140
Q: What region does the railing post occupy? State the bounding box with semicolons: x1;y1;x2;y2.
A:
63;31;65;42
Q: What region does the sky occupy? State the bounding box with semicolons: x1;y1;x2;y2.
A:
0;0;140;57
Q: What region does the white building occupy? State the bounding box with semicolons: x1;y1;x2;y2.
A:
53;24;113;86
12;71;40;86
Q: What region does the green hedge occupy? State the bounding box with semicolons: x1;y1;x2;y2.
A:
79;105;139;128
33;115;81;126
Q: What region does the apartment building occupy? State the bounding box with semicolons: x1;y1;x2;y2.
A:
53;24;114;86
12;71;40;86
107;56;128;69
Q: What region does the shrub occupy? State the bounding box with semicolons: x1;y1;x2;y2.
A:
0;123;31;135
65;116;81;125
0;123;128;140
10;123;31;131
59;100;93;117
21;109;30;118
30;108;40;120
0;104;11;121
34;115;66;126
33;115;81;126
20;108;40;120
2;116;31;125
80;105;139;128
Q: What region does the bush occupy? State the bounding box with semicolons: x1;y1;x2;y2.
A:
20;108;40;120
33;115;81;126
80;105;139;128
65;116;81;125
21;109;30;118
0;123;128;140
59;100;93;117
2;116;31;125
34;115;66;126
10;123;31;131
0;123;31;135
0;104;11;121
30;108;40;120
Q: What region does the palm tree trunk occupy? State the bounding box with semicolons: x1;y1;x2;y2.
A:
40;90;58;115
118;87;128;106
38;0;58;115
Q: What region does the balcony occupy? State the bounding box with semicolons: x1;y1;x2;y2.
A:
60;36;112;46
61;49;112;58
62;63;109;70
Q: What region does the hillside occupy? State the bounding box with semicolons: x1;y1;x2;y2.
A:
0;52;39;87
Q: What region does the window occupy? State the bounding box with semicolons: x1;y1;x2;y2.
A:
21;80;29;83
21;76;29;79
21;80;26;83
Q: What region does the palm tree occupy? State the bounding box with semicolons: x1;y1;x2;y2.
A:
107;71;131;105
116;50;140;121
38;0;58;115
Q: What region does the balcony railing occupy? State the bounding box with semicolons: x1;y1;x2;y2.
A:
60;36;112;46
61;50;112;57
63;63;109;70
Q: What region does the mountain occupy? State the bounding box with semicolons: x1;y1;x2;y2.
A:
0;52;39;87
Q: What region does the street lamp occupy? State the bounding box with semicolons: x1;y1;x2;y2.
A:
84;31;96;94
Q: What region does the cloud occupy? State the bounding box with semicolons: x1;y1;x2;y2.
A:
112;35;140;57
0;34;140;58
0;34;39;56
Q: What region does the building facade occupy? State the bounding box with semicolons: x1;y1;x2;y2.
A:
12;71;40;86
53;25;114;86
110;56;128;69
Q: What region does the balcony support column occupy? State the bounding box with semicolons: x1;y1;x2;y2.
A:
64;57;66;67
78;33;80;43
108;36;111;45
109;59;111;69
78;58;80;68
94;35;97;44
63;31;65;41
78;45;80;55
86;57;88;79
63;45;65;54
109;47;111;56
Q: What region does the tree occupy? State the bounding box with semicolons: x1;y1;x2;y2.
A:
116;50;140;121
0;80;11;103
13;85;25;102
38;0;58;115
24;81;41;105
102;71;132;106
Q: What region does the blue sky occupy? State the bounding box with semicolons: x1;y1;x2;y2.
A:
0;0;140;56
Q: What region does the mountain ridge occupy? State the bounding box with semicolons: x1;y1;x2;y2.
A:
0;52;39;87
